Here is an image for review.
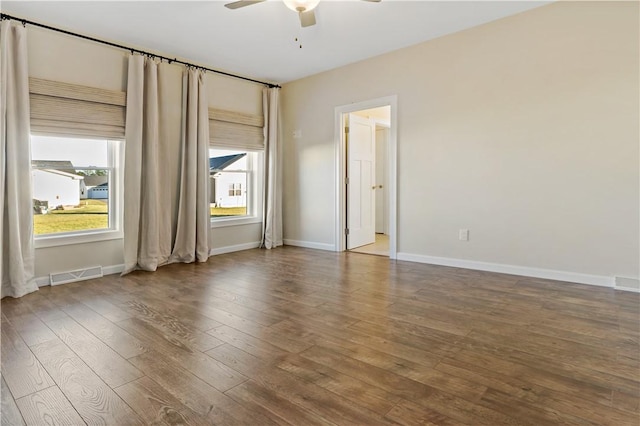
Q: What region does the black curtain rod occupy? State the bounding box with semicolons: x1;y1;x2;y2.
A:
0;13;281;89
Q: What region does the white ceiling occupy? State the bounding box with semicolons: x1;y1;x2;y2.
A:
2;1;549;84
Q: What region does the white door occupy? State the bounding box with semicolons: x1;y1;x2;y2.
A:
347;114;376;249
375;127;388;234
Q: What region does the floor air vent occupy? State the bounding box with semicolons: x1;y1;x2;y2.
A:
50;266;103;286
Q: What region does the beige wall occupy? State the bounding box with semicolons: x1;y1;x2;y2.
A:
27;26;264;277
281;2;639;281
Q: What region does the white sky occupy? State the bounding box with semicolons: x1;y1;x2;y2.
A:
31;136;246;168
31;135;108;167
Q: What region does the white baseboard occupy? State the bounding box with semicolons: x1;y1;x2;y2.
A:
35;276;51;287
209;241;261;256
396;252;616;288
615;277;640;293
283;239;335;251
103;264;125;276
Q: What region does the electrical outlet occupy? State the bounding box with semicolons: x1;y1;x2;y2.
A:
459;229;469;241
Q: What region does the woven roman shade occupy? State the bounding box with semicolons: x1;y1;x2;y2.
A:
209;108;265;151
29;77;126;139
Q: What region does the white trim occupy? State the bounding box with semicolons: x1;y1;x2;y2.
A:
396;252;616;288
335;95;398;259
210;217;262;228
283;239;335;251
35;276;51;287
615;277;640;293
103;264;125;275
209;241;261;256
35;230;123;248
616;286;640;293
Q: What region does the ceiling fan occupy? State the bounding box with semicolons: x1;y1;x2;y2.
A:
225;0;381;28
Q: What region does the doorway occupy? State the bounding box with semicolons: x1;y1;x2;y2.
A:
335;96;397;259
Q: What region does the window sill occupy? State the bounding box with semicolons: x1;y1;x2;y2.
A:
210;216;262;229
34;229;123;249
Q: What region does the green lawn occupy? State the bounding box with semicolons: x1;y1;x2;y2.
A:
34;199;108;235
34;202;247;235
211;206;246;217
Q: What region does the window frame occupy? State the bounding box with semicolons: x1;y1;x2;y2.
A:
209;148;264;229
32;136;124;248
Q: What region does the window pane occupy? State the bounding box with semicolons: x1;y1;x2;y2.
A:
211;171;247;217
33;168;110;235
31;135;112;236
32;135;108;167
209;148;250;218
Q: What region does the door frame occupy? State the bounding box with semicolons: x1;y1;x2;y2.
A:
334;95;397;259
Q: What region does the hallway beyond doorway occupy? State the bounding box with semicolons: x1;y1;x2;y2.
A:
350;234;389;257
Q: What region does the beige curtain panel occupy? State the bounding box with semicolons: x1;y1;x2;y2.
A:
261;87;283;249
1;20;38;298
123;55;211;274
123;55;162;273
171;68;211;263
29;77;126;139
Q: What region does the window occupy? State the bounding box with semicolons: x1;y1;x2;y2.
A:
31;135;122;244
209;148;262;224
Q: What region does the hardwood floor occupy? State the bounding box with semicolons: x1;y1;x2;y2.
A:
1;246;638;425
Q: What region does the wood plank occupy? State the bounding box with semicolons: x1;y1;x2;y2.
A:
114;376;208;425
75;295;133;322
119;300;223;352
128;350;276;425
225;380;333;426
15;386;84;426
385;398;461;426
106;283;223;332
300;345;522;425
246;366;398;425
276;353;401;416
61;302;147;359
0;322;55;399
207;325;288;360
1;376;25;426
117;317;246;392
17;293;67;323
30;339;143;425
458;330;640;395
45;316;144;387
5;313;57;347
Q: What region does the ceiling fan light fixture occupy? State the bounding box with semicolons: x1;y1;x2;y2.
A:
283;0;320;12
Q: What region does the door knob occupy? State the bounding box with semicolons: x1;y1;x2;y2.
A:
372;186;376;190
378;185;383;189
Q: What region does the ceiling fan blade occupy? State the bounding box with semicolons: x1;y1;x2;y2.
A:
299;10;316;27
224;0;265;10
